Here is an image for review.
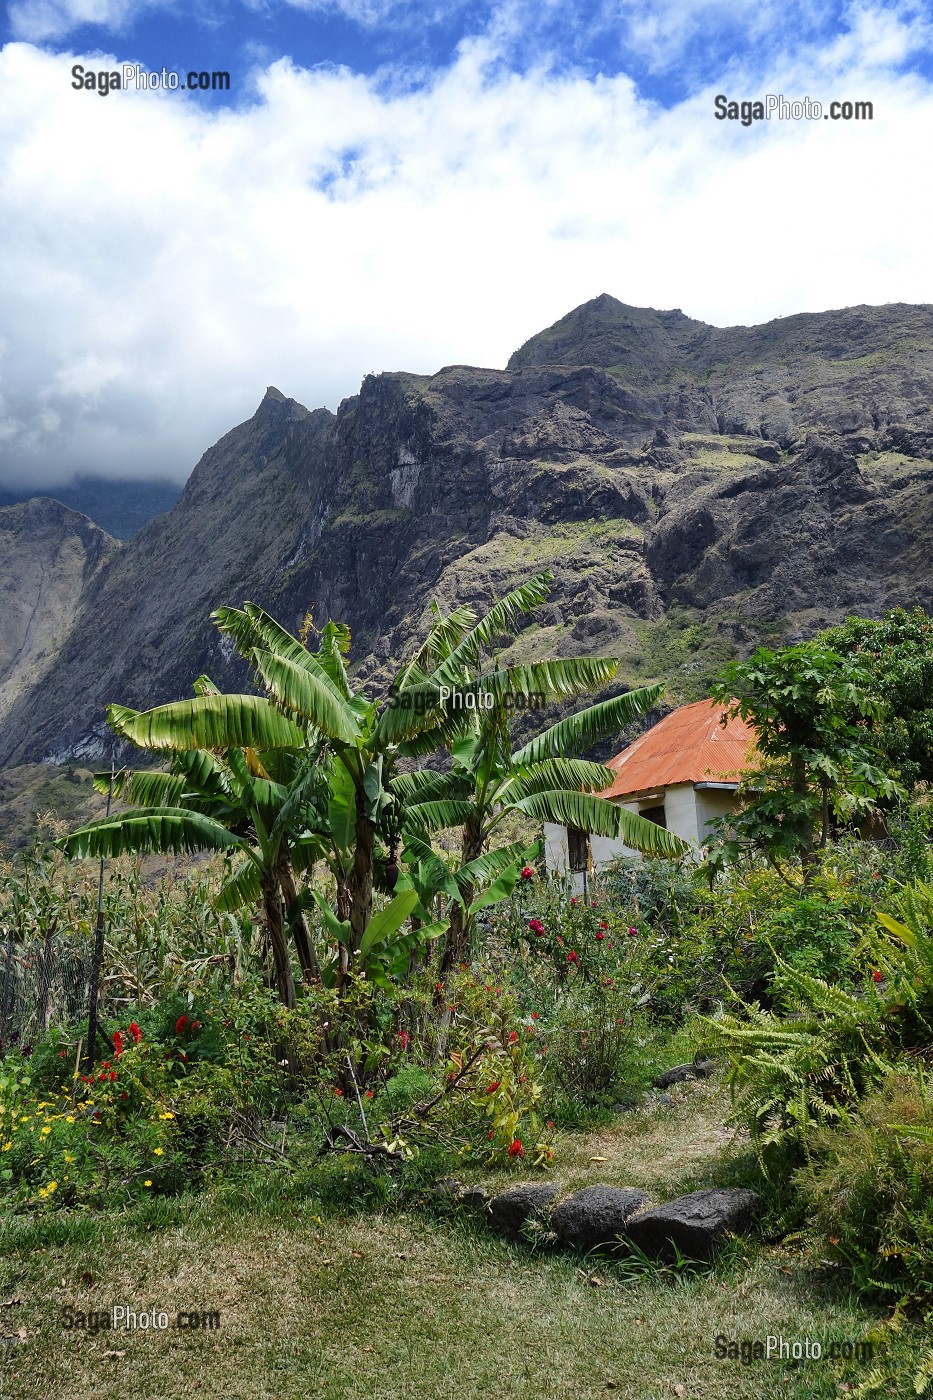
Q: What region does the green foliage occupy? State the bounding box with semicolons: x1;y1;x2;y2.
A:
701;959;893;1155
710;641;902;881
821;607;933;789
542;978;652;1106
796;1072;933;1306
599;856;699;942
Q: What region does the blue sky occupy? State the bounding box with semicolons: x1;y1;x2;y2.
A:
7;0;933;106
2;0;933;485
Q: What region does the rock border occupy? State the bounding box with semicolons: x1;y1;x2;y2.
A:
434;1178;759;1260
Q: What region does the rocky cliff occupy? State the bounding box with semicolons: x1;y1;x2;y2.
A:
1;294;932;765
0;499;118;735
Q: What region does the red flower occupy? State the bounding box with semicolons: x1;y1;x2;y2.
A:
334;1087;344;1097
567;950;579;964
486;1081;501;1094
599;921;609;930
872;969;883;983
570;897;577;906
595;931;605;942
531;1012;539;1020
111;1031;123;1056
546;1120;554;1130
190;1020;200;1033
397;1030;410;1049
508;1030;518;1043
109;1071;117;1081
175;1014;189;1034
128;1022;142;1044
120;1091;128;1099
629;926;638;938
508;1139;524;1158
365;1090;373;1098
528;918;545;936
520;865;534;881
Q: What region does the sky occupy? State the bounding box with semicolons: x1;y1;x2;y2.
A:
1;0;932;487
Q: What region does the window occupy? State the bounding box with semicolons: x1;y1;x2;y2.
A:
567;825;590;872
640;804;667;828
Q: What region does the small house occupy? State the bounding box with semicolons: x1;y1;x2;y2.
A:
544;698;756;884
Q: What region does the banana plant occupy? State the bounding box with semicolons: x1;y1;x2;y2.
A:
59;681;332;1007
388;572;689;972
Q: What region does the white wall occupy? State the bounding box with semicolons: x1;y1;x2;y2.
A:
544;783;739;878
694;787;740;845
543;821;570;873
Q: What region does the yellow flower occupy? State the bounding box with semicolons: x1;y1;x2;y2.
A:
153;1147;164;1156
143;1180;152;1188
65;1115;75;1124
158;1112;174;1120
1;1142;11;1152
40;1126;51;1136
47;1181;57;1193
63;1152;74;1164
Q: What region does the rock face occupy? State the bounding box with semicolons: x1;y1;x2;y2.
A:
0;499;118;734
3;295;933;764
624;1188;760;1260
550;1185;650;1252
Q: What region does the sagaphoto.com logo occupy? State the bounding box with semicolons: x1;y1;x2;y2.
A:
71;63;230;96
714;93;873;126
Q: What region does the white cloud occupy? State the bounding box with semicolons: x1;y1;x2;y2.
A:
0;21;932;487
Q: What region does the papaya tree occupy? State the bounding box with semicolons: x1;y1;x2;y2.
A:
709;642;904;884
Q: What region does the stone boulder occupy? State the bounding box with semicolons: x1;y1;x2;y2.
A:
652;1058;715;1089
550;1186;651;1253
488;1183;560;1235
459;1186;490;1214
624;1188;759;1260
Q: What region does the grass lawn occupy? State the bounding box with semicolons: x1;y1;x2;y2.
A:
0;1088;919;1400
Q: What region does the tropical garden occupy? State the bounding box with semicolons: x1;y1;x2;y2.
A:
2;582;933;1398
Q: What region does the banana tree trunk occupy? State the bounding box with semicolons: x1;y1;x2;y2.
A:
439;816;484;978
261;871;296;1008
278;853;320;983
348;787;375;956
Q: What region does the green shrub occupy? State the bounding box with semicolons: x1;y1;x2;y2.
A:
796;1071;933;1306
541;979;653;1106
701;958;893;1156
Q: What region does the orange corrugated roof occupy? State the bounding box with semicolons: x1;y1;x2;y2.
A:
599;699;756;799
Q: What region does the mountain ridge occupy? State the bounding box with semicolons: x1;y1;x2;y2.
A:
1;293;932;766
